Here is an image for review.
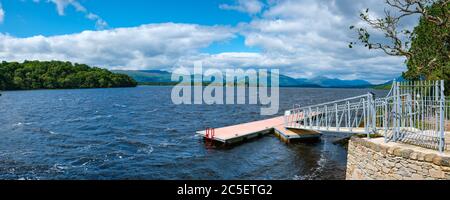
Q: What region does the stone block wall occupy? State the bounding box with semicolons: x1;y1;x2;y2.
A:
346;137;450;180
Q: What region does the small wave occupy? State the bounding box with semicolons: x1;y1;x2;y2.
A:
65;117;85;122
164;128;177;132
114;136;127;140
113;104;127;108
0;150;33;157
105;151;128;160
71;156;105;167
138;146;154;154
38;129;69;138
65;115;113;122
293;175;307;180
115;138;150;149
158;142;178;148
21;151;33;155
299;155;328;180
136;133;152;136
78;144;93;152
17;176;40;181
12;122;33;127
93;115;113;120
52;164;70;172
147;109;159;113
49;131;59;135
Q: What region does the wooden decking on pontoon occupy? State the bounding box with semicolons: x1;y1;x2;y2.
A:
196;115;321;145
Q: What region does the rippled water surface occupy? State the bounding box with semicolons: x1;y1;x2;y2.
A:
0;86;388;180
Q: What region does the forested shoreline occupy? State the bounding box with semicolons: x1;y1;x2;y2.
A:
0;61;137;91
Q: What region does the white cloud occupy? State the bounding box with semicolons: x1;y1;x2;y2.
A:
0;23;236;69
86;13;107;29
220;0;264;15
0;0;419;83
33;0;108;29
0;2;4;24
228;0;409;83
211;0;412;83
48;0;86;15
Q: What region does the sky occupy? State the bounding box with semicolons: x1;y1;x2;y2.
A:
0;0;416;84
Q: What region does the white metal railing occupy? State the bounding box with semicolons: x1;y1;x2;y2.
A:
384;80;446;152
284;80;447;152
284;94;376;134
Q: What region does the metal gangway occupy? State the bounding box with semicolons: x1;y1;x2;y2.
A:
284;80;448;153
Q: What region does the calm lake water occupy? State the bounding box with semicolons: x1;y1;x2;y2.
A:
0;86;388;180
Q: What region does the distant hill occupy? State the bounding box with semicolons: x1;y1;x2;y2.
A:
372;76;405;90
373;83;391;90
113;70;375;88
276;74;321;87
112;70;172;83
307;76;372;88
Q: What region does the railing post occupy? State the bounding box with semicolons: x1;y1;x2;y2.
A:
347;101;351;130
439;80;445;153
407;94;413;130
435;81;439;149
393;80;399;141
316;107;319;129
398;81;403;140
284;110;289;127
367;94;372;138
335;103;339;131
363;100;367;134
384;100;388;143
325;106;329;130
309;107;313;129
371;94;376;134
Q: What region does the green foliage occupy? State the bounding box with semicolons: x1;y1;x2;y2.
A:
0;60;137;90
372;83;392;90
404;3;450;92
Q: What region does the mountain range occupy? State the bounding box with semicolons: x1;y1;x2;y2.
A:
112;70;375;88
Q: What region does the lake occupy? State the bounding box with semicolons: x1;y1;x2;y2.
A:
0;86;388;180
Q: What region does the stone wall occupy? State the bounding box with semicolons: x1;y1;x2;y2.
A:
346;137;450;180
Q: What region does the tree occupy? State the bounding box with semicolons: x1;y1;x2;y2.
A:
405;3;450;81
0;61;138;90
350;0;449;82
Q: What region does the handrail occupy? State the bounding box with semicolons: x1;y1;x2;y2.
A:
386;81;395;97
284;79;447;153
285;94;372;113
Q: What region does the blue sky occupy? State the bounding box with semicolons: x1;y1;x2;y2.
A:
0;0;412;83
0;0;252;37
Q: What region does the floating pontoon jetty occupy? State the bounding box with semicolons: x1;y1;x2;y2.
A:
196;115;321;145
198;80;449;152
